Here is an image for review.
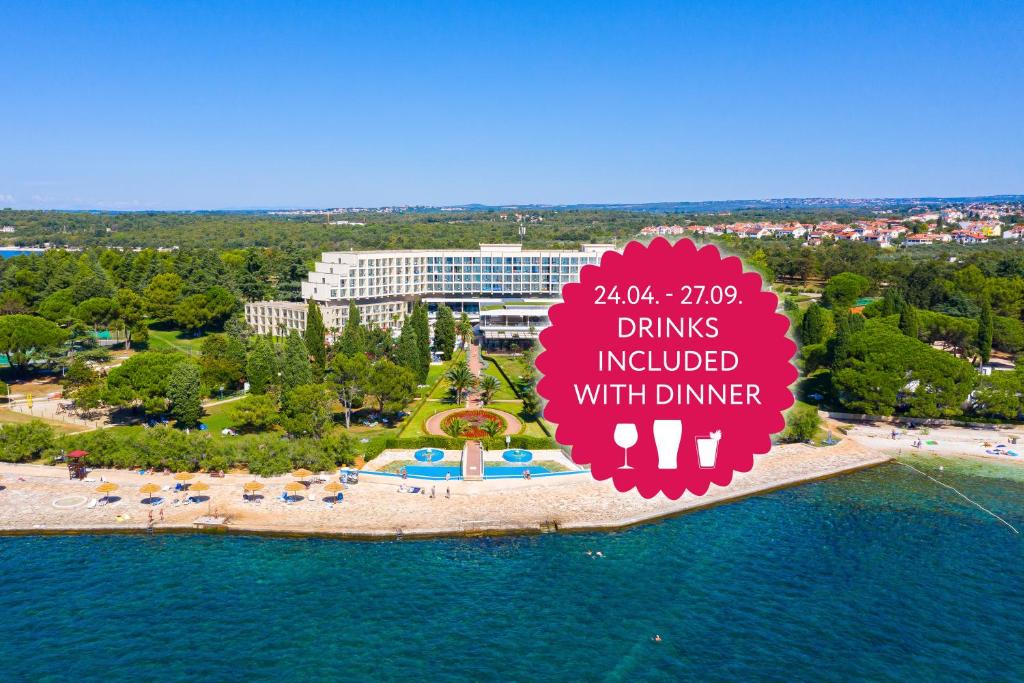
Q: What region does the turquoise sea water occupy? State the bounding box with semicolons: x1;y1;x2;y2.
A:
2;461;1022;682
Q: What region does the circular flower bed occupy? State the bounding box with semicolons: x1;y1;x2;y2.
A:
440;409;508;438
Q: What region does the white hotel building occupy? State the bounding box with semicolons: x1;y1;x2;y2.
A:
245;243;614;349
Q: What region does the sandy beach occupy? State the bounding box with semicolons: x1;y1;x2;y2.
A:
0;435;890;539
841;420;1024;465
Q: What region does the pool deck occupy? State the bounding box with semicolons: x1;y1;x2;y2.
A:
0;438;890;539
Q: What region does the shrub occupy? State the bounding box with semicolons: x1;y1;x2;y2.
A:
781;404;821;443
0;421;58;462
481;435;559;451
439;409;506;438
56;428;355;474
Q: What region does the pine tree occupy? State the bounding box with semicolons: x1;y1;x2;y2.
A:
799;303;827;346
978;298;993;365
338;301;365;357
434;304;456;360
246;336;277;395
304;299;327;379
395;316;421;379
827;312;851;373
521;386;542;419
411;303;431;382
282;329;313;391
898;303;920;340
879;288;905;318
167;361;203;428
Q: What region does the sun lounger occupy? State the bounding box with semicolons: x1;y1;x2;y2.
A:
408;487;422;494
86;499;98;509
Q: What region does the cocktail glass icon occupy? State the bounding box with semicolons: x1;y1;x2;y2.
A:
653;419;683;470
696;430;723;468
613;423;638;470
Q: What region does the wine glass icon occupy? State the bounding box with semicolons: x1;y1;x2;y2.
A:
613;423;639;470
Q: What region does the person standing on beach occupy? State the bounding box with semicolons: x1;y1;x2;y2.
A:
445;486;450;499
431;485;435;499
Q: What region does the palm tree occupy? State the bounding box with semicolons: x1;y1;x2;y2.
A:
445;361;476;405
478;375;501;405
442;417;468;438
458;313;474;346
481;418;503;438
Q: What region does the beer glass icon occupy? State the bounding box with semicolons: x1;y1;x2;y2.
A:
653;419;683;469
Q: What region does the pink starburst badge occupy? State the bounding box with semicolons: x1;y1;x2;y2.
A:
537;238;797;499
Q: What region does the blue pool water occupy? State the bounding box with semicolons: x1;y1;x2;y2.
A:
485;464;549;477
1;460;1023;681
402;465;462;479
0;248;40;259
502;448;534;462
413;448;444;462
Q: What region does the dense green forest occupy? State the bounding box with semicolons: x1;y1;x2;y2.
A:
5;208;1024;470
0;207;886;252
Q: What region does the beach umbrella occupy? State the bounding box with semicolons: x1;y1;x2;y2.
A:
189;481;210;499
95;482;118;503
283;481;304;501
174;472;195;481
67;450;89;459
323;481;344;502
243;481;264;501
291;468;313;480
189;481;210;507
139;482;161;503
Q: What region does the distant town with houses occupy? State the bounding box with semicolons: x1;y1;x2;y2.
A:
640;202;1024;247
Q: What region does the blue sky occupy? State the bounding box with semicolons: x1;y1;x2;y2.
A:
2;0;1022;209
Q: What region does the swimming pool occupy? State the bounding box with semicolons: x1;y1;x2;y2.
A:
502;449;534;463
402;465;462;479
485;464;549;478
414;448;444;462
394;463;550;479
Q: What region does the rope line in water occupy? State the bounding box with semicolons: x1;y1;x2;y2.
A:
896;461;1019;535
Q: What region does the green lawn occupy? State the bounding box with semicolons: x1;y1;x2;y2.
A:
201;401;237;434
480;354;529;400
146;325;206;354
427;351;467;401
420;351;462;398
399;399;450;438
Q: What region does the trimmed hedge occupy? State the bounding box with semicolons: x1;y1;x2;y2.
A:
363;435;464;460
363;434;560;460
482;435;558;451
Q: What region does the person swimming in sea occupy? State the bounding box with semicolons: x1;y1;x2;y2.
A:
652;634;662;643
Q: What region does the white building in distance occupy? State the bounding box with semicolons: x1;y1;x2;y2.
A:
245;243;614;349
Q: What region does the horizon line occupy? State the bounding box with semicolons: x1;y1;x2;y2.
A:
2;192;1023;214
